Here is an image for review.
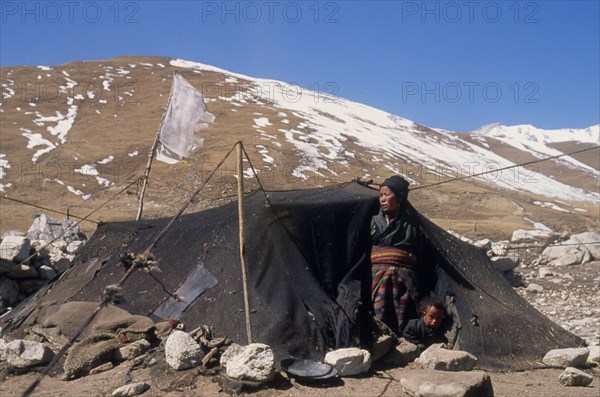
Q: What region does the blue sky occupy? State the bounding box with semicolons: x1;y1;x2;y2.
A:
1;0;599;132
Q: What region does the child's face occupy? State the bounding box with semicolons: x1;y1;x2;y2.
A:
423;305;446;329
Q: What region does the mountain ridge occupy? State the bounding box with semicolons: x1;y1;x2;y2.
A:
0;55;598;239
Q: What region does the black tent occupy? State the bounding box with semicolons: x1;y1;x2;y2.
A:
2;183;585;370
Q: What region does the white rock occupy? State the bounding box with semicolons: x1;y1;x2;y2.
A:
558;367;593;387
117;339;150;360
400;369;494;397
27;214;82;245
225;343;275;382
490;256;519;272
67;240;85;254
543;348;589;368
526;283;543;293
540;244;591;266
324;347;371;376
571;232;600;258
50;240;68;255
473;239;492;250
512;228;554;241
587;345;600;366
419;345;477;371
490;241;510;256
220;343;244;367
5;339;54;368
112;382;150;396
165;330;204;370
0;236;31;263
538;267;554;278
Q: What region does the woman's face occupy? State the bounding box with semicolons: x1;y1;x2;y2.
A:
379;186;401;216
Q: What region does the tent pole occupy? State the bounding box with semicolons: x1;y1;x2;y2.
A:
135;133;160;221
136;72;178;221
237;141;253;344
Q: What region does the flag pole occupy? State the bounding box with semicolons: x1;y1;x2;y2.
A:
136;72;177;221
237;141;253;343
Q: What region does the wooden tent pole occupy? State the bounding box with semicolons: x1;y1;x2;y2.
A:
135;133;160;221
237;141;253;344
136;72;178;221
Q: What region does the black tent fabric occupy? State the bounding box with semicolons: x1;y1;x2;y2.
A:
2;182;585;370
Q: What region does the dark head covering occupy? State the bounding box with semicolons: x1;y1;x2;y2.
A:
380;175;410;198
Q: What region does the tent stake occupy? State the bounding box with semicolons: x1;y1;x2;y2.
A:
237;141;253;344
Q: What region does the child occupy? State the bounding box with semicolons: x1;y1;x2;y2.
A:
402;295;448;349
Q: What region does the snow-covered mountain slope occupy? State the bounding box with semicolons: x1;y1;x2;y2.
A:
0;56;598;239
170;58;599;203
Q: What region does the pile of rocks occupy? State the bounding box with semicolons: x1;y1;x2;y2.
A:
0;214;87;315
543;347;596;387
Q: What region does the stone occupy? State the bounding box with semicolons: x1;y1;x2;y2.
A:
558;367;594;387
539;243;591;266
587;346;600;366
165;330;204;370
538;267;554;278
419;345;477;371
324;347;371;376
5;339;54;368
511;228;554;241
112;382;150;397
526;283;543;293
117;339;151;361
400;369;494;397
570;232;600;259
473;239;492;250
376;339;419;367
490;256;519;272
49;240;68;256
37;265;57;280
220;343;244;367
0;276;19;306
543;348;589;368
0;236;31;263
371;334;394;362
27;214;83;245
225;343;275;383
31;240;50;259
7;264;38;278
67;240;86;254
490;241;510;256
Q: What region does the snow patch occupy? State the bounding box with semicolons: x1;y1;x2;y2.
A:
67;186;91;200
533;201;570;213
254;117;272;128
20;128;57;162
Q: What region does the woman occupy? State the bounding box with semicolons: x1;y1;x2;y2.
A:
370;175;421;334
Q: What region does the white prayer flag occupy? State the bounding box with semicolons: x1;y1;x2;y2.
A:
155;73;215;164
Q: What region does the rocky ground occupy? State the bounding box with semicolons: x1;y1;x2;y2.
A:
0;228;598;396
1;265;598;397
